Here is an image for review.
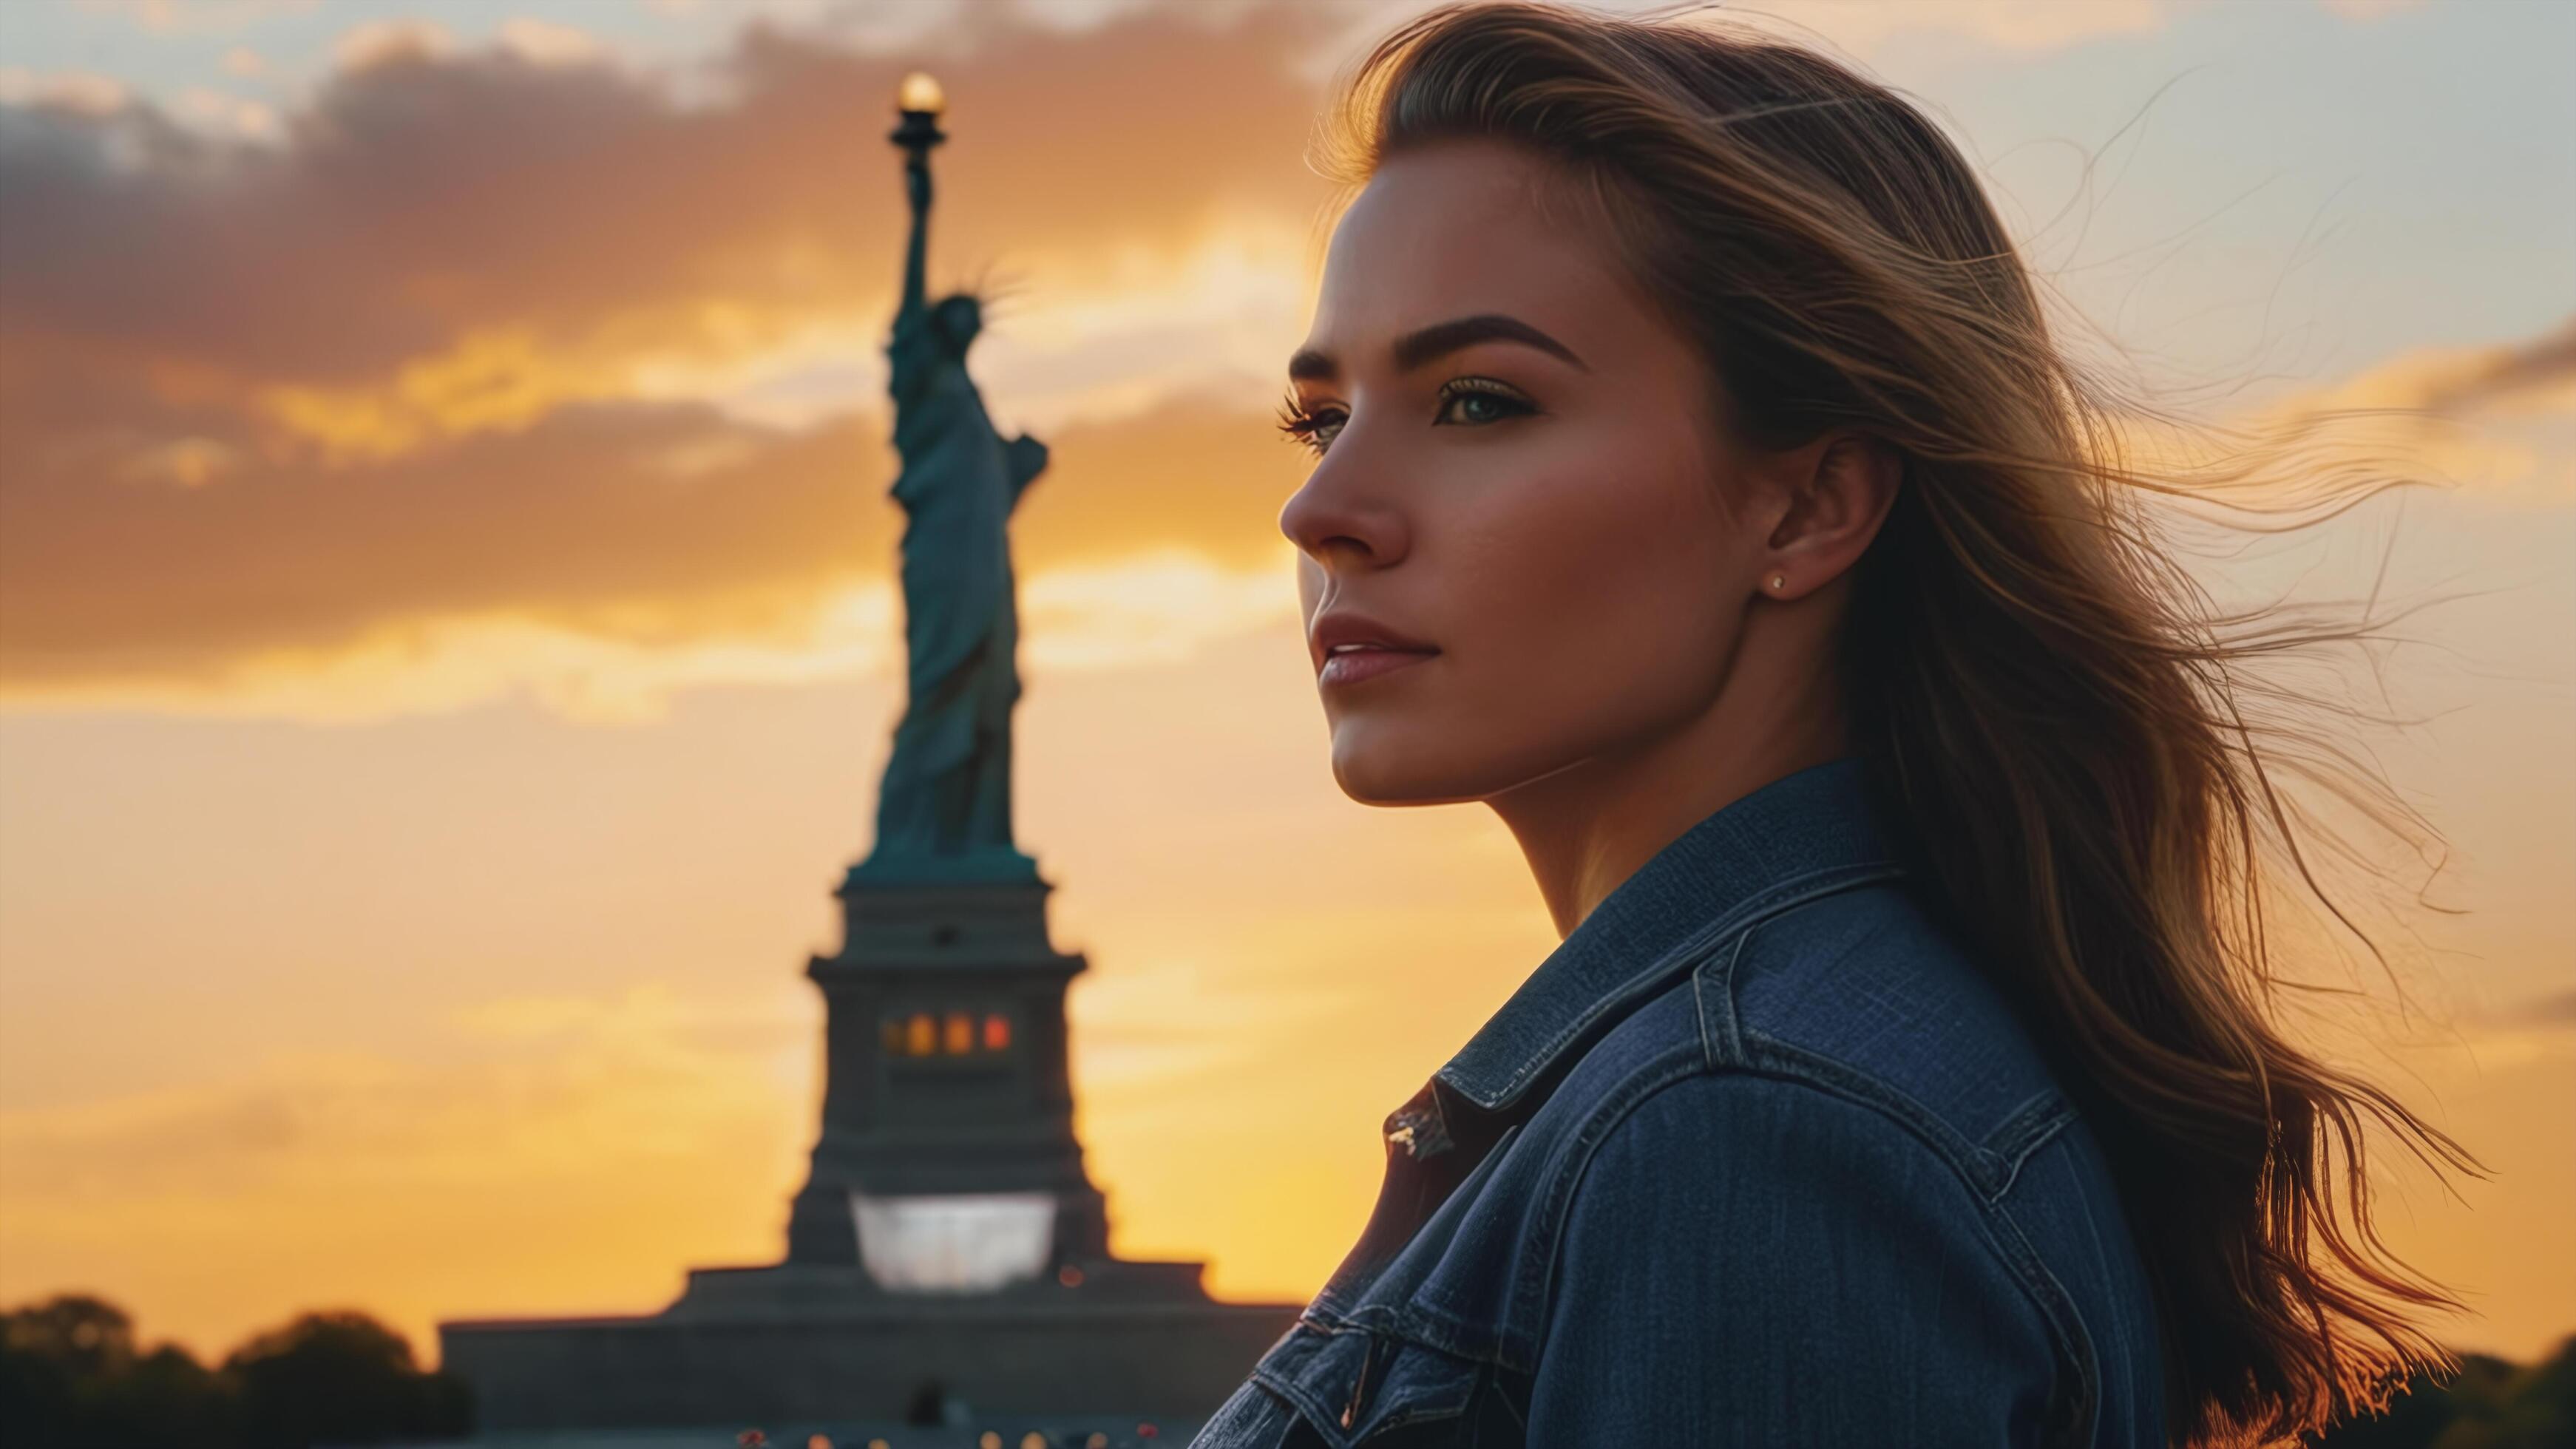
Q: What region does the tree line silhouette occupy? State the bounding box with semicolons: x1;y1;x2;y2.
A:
1;1293;468;1448
2302;1335;2574;1448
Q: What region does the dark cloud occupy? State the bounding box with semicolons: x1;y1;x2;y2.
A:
0;1;1343;696
0;2;1343;384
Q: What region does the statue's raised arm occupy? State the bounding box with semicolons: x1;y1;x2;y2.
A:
898;158;930;327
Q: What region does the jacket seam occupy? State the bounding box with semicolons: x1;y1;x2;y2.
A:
1735;1033;1997;1190
1987;1086;2079;1201
1692;929;1750;1067
1458;859;1905;1109
1512;1041;1707;1374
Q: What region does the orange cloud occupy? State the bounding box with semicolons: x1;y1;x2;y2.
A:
0;371;1312;713
0;399;889;689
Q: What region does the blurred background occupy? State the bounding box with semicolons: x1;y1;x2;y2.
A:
0;0;2567;1431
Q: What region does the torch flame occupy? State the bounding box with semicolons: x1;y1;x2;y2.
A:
898;71;945;116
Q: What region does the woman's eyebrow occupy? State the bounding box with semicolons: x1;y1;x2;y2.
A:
1287;313;1590;382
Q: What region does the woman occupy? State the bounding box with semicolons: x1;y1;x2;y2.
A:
1189;3;2476;1446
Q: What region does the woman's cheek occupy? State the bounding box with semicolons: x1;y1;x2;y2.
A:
1548;493;1735;723
1448;489;1644;722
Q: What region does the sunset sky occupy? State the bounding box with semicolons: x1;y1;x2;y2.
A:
1;0;2569;1371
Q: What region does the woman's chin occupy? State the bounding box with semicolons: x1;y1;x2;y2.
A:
1327;735;1416;805
1326;729;1491;807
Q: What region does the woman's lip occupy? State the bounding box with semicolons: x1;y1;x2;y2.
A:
1318;646;1440;688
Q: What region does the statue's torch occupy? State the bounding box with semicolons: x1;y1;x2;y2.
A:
890;70;946;157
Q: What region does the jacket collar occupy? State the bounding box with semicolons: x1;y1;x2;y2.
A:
1429;754;1905;1115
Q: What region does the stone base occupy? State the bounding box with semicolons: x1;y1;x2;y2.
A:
438;1288;1299;1432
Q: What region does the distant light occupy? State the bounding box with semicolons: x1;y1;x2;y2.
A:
869;1441;890;1449
1020;1435;1046;1449
983;1012;1011;1051
978;1433;1001;1449
1087;1436;1110;1449
943;1009;974;1054
898;70;945;116
1057;1263;1085;1287
906;1012;935;1056
807;1437;833;1449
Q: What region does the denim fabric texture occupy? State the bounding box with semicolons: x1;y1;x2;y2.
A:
1187;756;2167;1448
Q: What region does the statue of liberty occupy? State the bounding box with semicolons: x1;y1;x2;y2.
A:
855;75;1047;885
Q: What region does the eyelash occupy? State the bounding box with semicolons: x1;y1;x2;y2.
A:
1272;379;1534;458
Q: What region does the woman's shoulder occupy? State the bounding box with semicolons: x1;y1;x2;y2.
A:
1536;876;2136;1281
1519;878;2166;1443
1537;1034;2163;1445
1527;1065;2114;1445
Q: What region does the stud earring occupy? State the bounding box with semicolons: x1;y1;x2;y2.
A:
1767;574;1786;592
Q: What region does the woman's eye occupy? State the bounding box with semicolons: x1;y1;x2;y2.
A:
1435;381;1533;428
1274;397;1345;456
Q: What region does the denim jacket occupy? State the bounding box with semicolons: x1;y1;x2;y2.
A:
1189;756;2166;1448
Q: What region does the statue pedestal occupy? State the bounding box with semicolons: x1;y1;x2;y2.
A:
781;869;1105;1269
438;865;1301;1431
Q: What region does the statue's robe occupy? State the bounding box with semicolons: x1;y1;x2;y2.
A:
873;302;1047;865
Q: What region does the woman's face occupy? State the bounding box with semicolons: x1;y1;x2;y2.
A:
1280;138;1768;806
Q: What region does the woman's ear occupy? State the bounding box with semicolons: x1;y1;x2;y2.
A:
1759;431;1902;600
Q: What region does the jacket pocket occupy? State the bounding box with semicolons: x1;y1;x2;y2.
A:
1246;1320;1486;1448
1186;1371;1307;1449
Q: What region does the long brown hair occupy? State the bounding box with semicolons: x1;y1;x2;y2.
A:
1309;3;2482;1443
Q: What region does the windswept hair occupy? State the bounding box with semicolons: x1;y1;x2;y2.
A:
1310;4;2481;1442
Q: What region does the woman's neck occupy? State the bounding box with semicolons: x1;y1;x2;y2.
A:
1486;605;1851;939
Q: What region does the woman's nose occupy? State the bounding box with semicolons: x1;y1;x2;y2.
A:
1279;454;1410;572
